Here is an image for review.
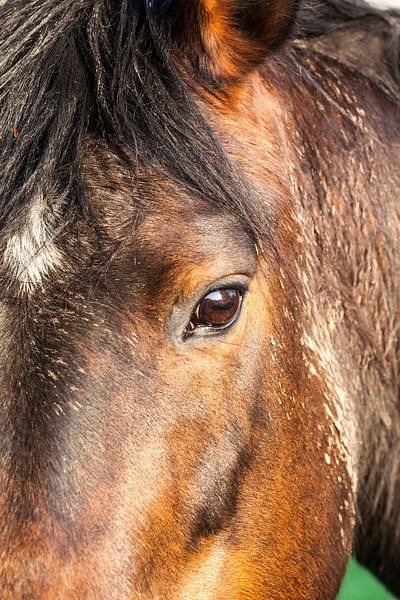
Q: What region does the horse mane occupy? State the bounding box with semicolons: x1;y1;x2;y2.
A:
0;0;269;243
297;0;399;37
0;0;399;239
294;0;400;100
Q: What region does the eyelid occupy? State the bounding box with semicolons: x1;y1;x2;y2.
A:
175;274;251;312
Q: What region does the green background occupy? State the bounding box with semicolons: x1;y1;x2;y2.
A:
338;559;398;600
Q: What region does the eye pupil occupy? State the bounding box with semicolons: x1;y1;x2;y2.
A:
189;288;243;333
198;289;240;326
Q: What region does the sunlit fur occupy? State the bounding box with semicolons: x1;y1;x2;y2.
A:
0;0;399;598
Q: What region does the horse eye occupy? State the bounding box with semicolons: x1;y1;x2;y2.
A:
187;288;244;334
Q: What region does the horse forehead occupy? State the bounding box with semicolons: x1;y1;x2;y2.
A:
0;150;254;304
83;160;253;261
80;138;244;243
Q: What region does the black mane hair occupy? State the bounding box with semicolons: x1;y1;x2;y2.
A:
0;0;399;242
299;0;399;38
0;0;272;245
296;0;400;88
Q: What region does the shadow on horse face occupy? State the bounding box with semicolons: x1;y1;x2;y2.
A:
1;0;400;597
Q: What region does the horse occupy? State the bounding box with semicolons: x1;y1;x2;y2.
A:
0;0;399;597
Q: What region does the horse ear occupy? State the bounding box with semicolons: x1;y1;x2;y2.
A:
170;0;300;83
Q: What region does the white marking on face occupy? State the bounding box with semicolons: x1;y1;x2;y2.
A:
3;194;63;294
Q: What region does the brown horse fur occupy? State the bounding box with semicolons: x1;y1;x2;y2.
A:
0;0;399;598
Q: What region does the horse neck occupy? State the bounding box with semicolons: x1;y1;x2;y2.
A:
271;50;400;561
